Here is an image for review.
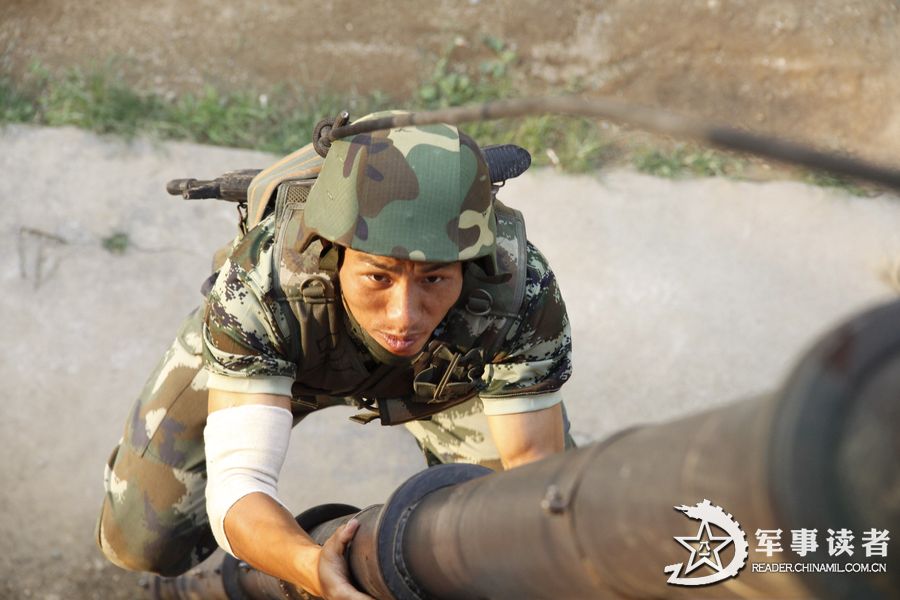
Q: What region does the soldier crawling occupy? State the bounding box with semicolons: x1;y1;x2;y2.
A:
96;114;574;599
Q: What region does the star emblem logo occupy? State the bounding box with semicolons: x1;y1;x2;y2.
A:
674;519;733;574
665;499;749;587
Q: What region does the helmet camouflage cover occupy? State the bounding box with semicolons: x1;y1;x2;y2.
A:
300;112;497;263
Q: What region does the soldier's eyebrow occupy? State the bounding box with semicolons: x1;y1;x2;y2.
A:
419;262;454;273
357;255;454;274
357;255;402;273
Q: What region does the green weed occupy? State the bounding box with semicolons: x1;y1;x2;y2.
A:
35;63;166;137
102;232;130;254
413;38;610;173
0;62;392;155
0;76;36;122
803;170;870;197
417;36;516;108
634;146;744;179
0;40;867;187
0;40;611;174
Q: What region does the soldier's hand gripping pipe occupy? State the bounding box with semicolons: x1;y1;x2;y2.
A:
151;297;900;599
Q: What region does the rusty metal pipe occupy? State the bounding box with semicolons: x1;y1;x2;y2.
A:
390;300;900;599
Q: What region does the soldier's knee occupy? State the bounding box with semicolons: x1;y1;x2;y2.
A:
97;441;214;576
96;499;208;576
95;504;155;573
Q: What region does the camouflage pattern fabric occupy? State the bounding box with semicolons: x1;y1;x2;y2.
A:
405;396;506;471
407;397;577;472
245;142;322;230
96;308;218;576
298;114;496;263
204;219;297;382
476;242;573;398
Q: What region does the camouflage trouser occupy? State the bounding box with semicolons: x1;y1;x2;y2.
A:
96;307;550;576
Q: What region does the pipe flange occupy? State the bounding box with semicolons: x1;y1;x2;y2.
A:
374;464;491;600
295;502;361;533
771;298;900;598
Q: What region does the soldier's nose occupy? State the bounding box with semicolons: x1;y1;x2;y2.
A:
386;282;421;328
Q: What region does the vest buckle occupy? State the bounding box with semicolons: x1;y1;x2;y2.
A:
466;288;493;316
299;274;333;303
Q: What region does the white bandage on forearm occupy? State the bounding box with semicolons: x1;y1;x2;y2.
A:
203;404;293;556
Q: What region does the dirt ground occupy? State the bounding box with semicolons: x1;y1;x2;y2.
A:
2;1;900;164
2;2;900;599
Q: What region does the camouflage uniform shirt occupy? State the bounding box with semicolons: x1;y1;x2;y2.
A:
203;214;572;416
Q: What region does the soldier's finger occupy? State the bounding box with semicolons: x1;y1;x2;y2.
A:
335;518;360;546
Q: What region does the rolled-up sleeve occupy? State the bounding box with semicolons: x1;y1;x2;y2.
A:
481;390;564;416
203;218;297;394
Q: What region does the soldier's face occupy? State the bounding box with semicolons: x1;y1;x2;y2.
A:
339;248;464;356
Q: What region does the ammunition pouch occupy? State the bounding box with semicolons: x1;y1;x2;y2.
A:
412;342;485;403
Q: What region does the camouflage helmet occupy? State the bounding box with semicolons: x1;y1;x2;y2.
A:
299;111;496;263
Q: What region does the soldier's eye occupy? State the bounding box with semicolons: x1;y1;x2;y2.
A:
423;276;444;284
367;273;391;284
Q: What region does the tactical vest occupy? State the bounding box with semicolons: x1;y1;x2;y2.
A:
269;178;529;425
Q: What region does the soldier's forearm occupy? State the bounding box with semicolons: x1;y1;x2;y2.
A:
224;492;324;596
205;390;322;591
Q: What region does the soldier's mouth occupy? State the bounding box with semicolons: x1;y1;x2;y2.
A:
378;331;424;355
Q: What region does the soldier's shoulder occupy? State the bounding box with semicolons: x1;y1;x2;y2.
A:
220;213;279;294
517;239;569;338
522;240;559;297
226;213;276;269
525;240;552;270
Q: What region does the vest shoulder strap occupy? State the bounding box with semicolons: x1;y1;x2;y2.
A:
271;179;370;392
246;143;323;230
483;199;529;355
439;198;529;360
